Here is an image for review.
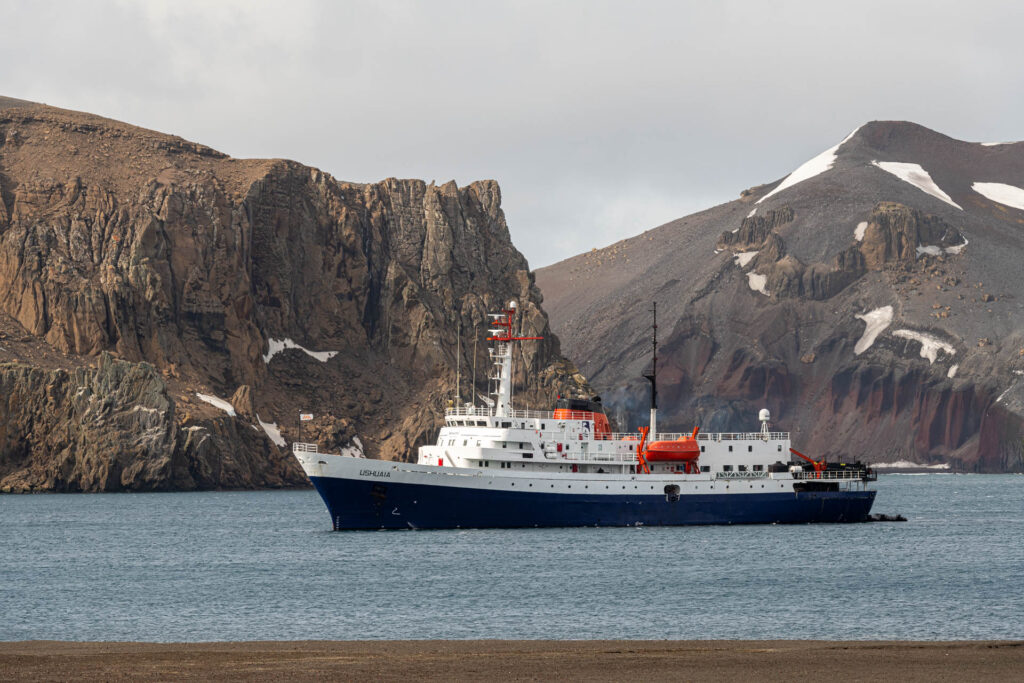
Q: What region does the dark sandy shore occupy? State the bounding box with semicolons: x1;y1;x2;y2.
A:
2;640;1022;681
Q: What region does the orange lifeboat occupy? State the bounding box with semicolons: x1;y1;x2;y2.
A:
645;427;701;463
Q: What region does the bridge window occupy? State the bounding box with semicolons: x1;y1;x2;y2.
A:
728;445;733;452
700;466;710;473
701;446;705;453
753;464;764;471
748;445;753;452
778;445;783;451
738;465;747;472
723;465;733;472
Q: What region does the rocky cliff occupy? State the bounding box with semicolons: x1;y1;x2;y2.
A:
0;99;587;492
537;122;1024;472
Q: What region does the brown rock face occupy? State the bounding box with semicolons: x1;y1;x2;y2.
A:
0;100;588;491
0;353;303;492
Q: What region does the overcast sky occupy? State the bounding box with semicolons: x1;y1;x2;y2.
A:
2;1;1022;267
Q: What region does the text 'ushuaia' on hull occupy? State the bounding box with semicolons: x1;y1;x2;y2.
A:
294;301;877;530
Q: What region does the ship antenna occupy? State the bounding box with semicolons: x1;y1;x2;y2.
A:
472;334;478;408
642;302;657;441
456;319;462;404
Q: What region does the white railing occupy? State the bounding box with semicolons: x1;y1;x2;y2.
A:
791;470;867;480
715;470;769;479
292;442;319;454
695;432;790;441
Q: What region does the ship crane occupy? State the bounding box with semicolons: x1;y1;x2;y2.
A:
790;448;826;478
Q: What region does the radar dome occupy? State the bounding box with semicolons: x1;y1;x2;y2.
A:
758;408;771;423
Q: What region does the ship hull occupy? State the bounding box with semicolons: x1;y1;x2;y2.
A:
308;470;876;530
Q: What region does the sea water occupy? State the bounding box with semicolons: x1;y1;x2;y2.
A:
1;474;1022;642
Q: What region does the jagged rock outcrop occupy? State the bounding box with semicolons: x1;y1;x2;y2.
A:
717;207;794;250
0;98;589;491
859;202;966;268
0;353;303;492
539;121;1024;471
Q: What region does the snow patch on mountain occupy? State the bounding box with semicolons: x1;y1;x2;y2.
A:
196;393;236;416
947;364;959;378
756;126;861;204
871;161;962;210
854;306;893;355
256;415;287;447
945;237;968;255
263;338;339;364
893;329;955;363
972;182;1024;211
747;272;768;295
854;221;868;241
734;251;758;268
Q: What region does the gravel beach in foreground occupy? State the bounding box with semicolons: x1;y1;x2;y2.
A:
2;640;1022;681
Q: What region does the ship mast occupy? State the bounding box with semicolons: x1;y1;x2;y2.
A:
487;301;543;417
643;302;657;441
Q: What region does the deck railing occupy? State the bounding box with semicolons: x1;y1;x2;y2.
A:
791;470;868;480
715;470;769;479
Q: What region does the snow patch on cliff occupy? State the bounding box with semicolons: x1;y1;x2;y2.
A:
872;161;962;209
747;272;768;295
854;221;867;241
893;329;955;363
947;364;959;378
196;393;236;416
257;415;287;447
734;251;758;268
854;306;893;355
264;338;339;364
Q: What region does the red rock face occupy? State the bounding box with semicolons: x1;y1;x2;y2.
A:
538;121;1024;472
0;102;588;492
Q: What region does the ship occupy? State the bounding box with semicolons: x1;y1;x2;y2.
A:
293;301;876;529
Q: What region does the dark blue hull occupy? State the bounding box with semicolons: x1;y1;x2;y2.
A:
309;475;877;530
